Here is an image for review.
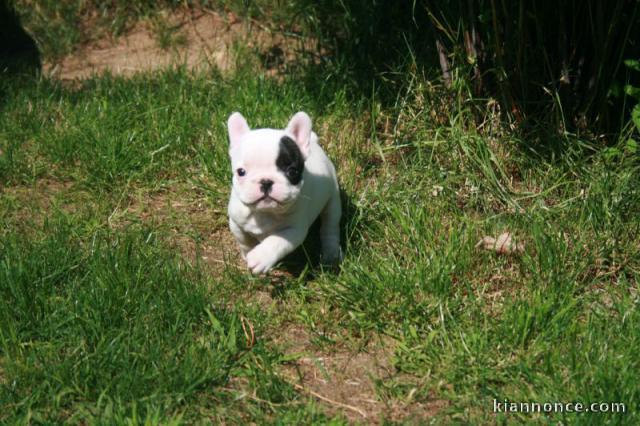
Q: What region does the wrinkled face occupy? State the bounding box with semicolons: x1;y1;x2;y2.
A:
230;129;305;211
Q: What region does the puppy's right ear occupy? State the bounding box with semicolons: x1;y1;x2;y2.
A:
227;112;250;152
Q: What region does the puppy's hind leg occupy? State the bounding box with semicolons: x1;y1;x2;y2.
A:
320;192;343;265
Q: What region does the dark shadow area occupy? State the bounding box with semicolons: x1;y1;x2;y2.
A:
290;0;639;136
0;0;41;76
294;0;441;106
272;188;361;286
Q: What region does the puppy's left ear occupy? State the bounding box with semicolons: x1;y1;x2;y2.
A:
285;111;312;159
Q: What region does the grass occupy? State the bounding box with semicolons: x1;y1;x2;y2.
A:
1;2;640;424
151;14;188;51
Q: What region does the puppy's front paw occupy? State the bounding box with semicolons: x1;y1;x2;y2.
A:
246;245;278;274
321;245;343;266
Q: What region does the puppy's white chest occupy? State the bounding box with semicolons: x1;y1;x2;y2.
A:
238;211;288;241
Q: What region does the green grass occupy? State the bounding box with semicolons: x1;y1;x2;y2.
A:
0;214;338;423
1;3;640;423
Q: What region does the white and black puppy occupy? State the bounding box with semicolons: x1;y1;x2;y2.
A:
226;111;342;274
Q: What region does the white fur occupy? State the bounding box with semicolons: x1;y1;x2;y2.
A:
226;111;342;274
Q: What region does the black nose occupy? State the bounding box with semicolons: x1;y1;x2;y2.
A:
259;179;274;194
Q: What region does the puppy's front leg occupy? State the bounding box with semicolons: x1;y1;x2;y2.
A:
229;219;258;259
246;228;306;274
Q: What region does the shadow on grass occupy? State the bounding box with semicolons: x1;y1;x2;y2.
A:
269;188;362;289
0;0;40;76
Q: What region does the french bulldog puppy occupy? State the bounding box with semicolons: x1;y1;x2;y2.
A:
226;111;342;274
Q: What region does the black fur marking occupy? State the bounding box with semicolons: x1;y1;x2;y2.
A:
277;136;304;185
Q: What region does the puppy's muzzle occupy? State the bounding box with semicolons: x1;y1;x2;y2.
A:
259;179;274;195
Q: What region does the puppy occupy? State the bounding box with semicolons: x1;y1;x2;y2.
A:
226;111;342;274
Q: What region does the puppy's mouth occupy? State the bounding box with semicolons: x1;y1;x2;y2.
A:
250;195;283;206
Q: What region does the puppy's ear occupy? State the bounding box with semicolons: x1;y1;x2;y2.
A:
227;112;250;153
285;111;312;159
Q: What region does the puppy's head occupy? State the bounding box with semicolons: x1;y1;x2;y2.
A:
227;111;311;212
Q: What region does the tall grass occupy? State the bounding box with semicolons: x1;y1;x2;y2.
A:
295;0;640;135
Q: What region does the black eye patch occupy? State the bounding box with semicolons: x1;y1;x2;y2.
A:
276;136;304;185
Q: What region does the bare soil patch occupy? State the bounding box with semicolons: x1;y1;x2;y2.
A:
0;179;82;235
44;8;308;80
276;327;448;423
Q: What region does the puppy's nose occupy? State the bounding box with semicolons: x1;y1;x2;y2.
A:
259;179;274;194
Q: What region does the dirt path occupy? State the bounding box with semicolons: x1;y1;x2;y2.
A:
44;8;302;80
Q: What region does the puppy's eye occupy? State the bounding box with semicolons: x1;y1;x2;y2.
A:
286;167;299;178
236;168;246;177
